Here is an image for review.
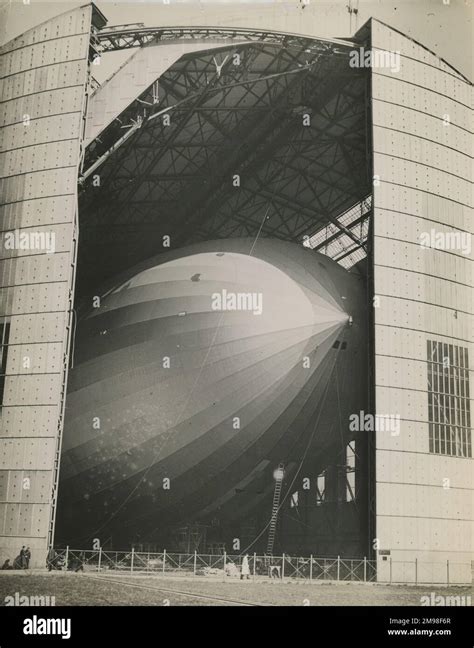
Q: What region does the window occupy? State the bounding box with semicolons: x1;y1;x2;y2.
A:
0;320;11;411
427;340;471;458
346;442;356;502
316;472;325;505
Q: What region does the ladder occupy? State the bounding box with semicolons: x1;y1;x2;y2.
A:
267;463;284;555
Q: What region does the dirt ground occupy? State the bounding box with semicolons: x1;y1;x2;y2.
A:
0;572;471;606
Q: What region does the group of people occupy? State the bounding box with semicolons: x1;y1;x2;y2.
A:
1;546;31;570
47;548;84;572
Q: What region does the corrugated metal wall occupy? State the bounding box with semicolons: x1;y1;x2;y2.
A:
0;5;93;567
371;20;473;583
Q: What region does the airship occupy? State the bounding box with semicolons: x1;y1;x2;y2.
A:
55;238;367;548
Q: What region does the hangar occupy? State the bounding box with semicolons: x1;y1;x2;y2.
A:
0;3;472;583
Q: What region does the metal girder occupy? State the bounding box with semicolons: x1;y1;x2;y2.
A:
95;25;354;56
175;68;361;243
78;28;370;293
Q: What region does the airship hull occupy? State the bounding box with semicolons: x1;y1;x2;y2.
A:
56;239;367;547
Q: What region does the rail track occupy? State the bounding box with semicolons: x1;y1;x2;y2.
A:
85;573;264;606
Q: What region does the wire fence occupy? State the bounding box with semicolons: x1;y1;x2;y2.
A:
43;549;471;585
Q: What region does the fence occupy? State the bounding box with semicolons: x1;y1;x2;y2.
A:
45;549;471;585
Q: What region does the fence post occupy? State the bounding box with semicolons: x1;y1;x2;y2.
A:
193;550;197;576
310;555;313;582
364;556;367;582
131;547;134;573
389;557;392;584
98;546;102;572
415;558;418;585
282;553;285;579
163;549;166;575
337;555;340;581
253;552;256;579
223;551;227;576
65;546;69;572
147;551;150;573
447;559;449;586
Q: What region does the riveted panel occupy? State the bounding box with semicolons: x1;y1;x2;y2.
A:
374;237;471;288
0;253;72;287
8;312;68;345
0;167;78;204
0;503;50;538
3;374;63;407
0;140;80;178
375;183;470;230
377;483;473;520
0;224;73;260
373;209;472;251
373;126;471;180
371;20;473;583
375;295;470;341
370;22;468;82
375;325;428;361
0;282;69;317
4;342;63;375
1;33;90;78
0;113;82;152
377;517;472;554
373;100;471;157
375;154;472;203
372;53;471;106
1;60;87;103
0;439;56;470
0;4;93;567
0;406;60;436
0;85;85;128
0;195;76;231
375;266;472;311
372;73;472;130
0;470;51;503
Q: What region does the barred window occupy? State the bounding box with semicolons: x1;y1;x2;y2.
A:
0;320;11;411
427;340;471;458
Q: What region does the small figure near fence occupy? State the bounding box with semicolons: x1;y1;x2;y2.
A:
1;558;12;570
69;553;84;572
10;546;29;569
47;549;65;571
269;564;281;579
240;554;251;580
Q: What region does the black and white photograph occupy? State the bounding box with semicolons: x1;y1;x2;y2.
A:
0;0;472;643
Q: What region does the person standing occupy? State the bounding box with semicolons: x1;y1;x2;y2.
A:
19;546;26;569
24;547;31;569
240;554;251;580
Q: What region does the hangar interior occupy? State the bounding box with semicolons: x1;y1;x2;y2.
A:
57;21;374;556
